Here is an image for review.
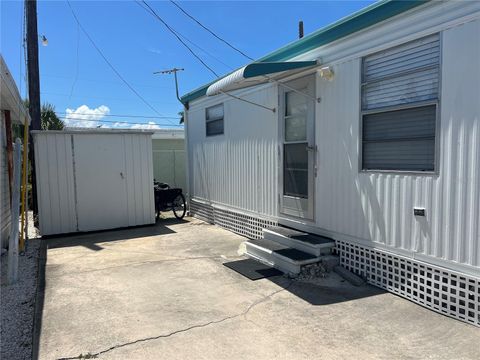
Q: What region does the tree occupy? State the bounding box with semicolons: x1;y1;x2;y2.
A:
40;103;64;130
23;100;65;130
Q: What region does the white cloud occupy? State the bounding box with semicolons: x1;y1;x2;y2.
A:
130;121;161;130
64;105;164;130
64;105;110;128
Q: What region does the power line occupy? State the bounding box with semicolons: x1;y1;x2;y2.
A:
56;112;180;119
170;0;254;61
65;0;177;125
41;91;179;104
136;0;219;77
57;116;183;127
174;26;233;70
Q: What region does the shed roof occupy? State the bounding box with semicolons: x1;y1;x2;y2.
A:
180;0;427;105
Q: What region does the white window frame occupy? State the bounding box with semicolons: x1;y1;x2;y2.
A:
205;103;224;137
359;34;442;175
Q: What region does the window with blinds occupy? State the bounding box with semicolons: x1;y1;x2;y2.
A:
361;34;440;172
206;104;224;137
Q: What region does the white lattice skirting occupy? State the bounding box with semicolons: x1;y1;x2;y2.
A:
189;199;277;240
337;240;480;327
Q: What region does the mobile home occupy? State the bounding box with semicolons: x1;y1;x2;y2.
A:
181;0;480;326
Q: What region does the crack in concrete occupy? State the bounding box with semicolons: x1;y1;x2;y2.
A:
57;281;292;360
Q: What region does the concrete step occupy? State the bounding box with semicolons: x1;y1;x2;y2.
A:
263;226;335;257
245;238;321;275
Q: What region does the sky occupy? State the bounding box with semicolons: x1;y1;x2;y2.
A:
1;0;374;129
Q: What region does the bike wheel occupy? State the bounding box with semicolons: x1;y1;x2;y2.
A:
171;193;186;219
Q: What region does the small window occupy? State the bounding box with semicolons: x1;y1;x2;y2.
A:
361;34;440;172
206;104;224;136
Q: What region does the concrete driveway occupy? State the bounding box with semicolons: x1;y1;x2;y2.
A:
37;217;479;360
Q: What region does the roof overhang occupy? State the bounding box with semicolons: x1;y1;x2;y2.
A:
206;61;318;96
0;55;30;125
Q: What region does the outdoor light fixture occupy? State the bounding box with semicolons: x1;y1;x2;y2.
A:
319;66;334;81
40;35;48;46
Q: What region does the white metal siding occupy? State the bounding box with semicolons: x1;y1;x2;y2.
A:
35;133;78;235
0;115;11;247
34;132;154;236
122;134;155;227
188;85;278;218
187;16;480;273
315;19;480;271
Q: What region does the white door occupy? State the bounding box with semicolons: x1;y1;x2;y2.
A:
279;75;316;220
73;134;129;231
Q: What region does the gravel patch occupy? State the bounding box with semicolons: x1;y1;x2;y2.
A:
1;212;41;360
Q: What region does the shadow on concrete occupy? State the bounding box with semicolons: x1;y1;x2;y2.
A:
45;218;188;250
31;217;189;359
266;273;386;306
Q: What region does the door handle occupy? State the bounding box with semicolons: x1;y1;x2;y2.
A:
306;145;316;152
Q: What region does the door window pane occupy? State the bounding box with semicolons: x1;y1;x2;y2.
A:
285;91;307;116
285;114;307;142
284;143;308;198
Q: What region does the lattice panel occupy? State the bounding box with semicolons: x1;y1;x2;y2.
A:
189;200;214;223
189;200;277;239
337;240;480;327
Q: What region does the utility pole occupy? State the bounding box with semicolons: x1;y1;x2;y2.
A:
26;0;41;216
154;68;186;109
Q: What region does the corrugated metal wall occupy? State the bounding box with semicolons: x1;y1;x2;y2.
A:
35;133;77;235
34;132;155;236
315;19;480;269
0;115;11;247
187;17;480;271
187;86;278;218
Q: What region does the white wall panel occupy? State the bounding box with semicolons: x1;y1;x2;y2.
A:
122;134;155;227
0;115;11;247
34;133;77;235
188;85;278;219
314;19;480;271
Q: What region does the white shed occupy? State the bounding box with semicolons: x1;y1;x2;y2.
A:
33;130;155;236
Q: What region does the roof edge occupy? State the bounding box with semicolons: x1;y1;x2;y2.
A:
180;0;429;105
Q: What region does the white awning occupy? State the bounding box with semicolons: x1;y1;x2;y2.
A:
206;61;318;96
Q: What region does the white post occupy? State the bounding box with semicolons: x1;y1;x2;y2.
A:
8;139;22;284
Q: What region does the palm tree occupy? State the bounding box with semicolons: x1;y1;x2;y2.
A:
40;103;64;130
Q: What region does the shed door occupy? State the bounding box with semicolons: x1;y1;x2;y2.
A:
73;134;128;231
279;75;315;220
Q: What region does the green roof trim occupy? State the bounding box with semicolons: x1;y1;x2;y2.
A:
242;61;318;78
180;0;429;105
